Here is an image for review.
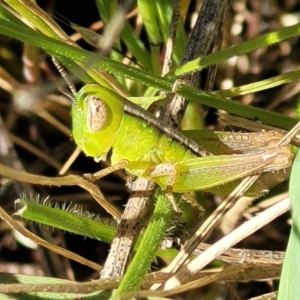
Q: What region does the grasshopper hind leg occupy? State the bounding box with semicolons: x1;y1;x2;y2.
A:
145;163;181;213
145;163;205;216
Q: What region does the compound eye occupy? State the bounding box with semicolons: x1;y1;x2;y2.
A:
86;96;108;132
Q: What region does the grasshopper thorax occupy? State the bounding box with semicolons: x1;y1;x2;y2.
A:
86;95;108;132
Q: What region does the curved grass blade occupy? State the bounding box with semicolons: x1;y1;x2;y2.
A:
277;148;300;300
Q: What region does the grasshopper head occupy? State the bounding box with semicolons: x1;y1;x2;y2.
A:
72;84;125;161
52;59;125;161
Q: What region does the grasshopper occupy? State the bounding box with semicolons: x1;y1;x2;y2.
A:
62;80;292;200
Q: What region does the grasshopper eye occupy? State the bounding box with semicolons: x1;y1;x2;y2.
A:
86;96;108;132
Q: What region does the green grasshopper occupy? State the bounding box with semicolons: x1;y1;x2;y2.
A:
66;82;292;198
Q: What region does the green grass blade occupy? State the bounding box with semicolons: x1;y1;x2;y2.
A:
0;273;113;299
137;0;162;45
95;0;114;25
215;68;300;97
137;0;162;74
14;196;116;243
175;84;299;130
154;0;185;65
95;0;152;71
0;2;28;26
113;192;172;299
120;21;153;71
277;149;300;299
13;195;177;261
170;22;300;77
5;0;69;40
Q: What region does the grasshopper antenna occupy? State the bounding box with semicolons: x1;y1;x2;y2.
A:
52;57;77;103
